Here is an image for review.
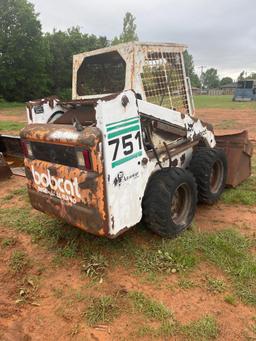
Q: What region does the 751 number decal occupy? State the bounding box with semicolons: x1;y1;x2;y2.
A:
108;131;142;161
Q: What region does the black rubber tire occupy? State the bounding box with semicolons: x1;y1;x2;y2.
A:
142;167;197;238
189;147;227;204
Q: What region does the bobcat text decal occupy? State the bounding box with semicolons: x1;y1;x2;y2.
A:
32;166;81;204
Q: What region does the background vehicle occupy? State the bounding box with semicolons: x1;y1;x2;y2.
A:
233;79;256;101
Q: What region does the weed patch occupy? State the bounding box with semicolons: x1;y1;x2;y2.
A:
129;291;172;321
181;315;219;340
135;231;199;274
205;276;226;294
224;295;237;306
9;250;30;273
136;315;219;340
81;253;108;280
1;237;17;248
178;278;196;290
85;295;119;326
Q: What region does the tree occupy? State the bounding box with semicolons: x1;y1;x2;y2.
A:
112;12;138;45
238;71;245;81
0;0;47;101
202;68;220;89
183;50;201;88
44;27;108;98
246;72;256;80
220;77;233;86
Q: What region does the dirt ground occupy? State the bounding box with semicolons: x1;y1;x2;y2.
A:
0;106;256;340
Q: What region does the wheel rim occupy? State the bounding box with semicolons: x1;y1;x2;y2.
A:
170;183;192;225
210;160;224;193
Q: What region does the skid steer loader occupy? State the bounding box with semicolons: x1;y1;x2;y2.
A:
15;42;253;238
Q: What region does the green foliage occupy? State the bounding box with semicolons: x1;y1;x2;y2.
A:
112;12;138;45
220;77;233;86
238;71;256;81
129;291;172;321
85;296;118;326
0;0;47;101
184;50;201;88
202;68;220;89
0;1;108;102
44;27;108;97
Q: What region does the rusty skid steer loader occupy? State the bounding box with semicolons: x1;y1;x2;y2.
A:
2;42;253;238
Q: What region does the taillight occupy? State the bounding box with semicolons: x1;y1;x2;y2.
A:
21;140;33;158
76;149;91;170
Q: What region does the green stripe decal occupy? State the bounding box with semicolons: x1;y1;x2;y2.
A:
107;125;140;139
107;119;139;132
106;116;138;127
112;151;142;168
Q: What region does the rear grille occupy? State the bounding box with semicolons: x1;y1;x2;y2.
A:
31;142;78;168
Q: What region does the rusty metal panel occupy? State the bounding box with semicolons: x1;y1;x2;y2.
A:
20;124;101;147
215;130;253;187
21;123;108;237
24;158;107;236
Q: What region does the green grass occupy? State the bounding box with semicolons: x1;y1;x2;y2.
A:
81;253;108;279
224;295;237;306
199;230;256;305
194;95;256;110
9;250;30;273
85;295;119;326
222;157;256;205
206;276;226;294
181;315;219;340
129;291;172;321
136;315;219;340
0;100;25;109
1;187;256;307
0;120;25;131
178;278;196;290
135;230;199;274
2;187;28;202
1;237;17;248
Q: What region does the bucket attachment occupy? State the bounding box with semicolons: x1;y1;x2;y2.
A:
215;130;253;188
0;153;12;180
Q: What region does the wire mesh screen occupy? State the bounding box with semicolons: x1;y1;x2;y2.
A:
141;51;189;113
